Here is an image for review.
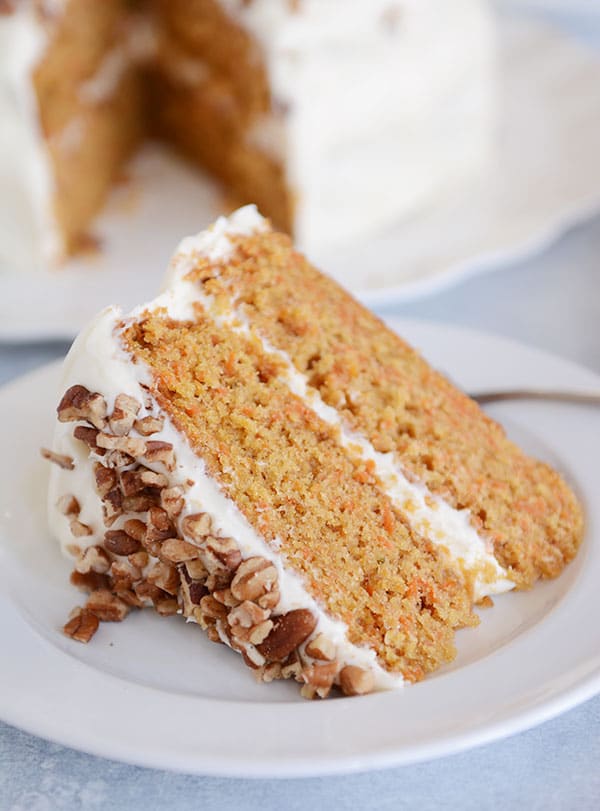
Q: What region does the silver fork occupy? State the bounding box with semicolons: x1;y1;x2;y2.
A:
469;389;600;406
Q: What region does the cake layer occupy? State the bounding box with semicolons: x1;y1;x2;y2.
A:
180;216;584;589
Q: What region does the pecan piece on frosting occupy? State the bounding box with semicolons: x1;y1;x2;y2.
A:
120;467;169;496
69;518;92;538
301;662;339;699
57;385;107;429
73;425;105;454
41;448;74;470
305;633;336;662
96;432;146;458
160;537;201;564
160;486;185;518
257;609;317;662
134;415;164;436
70;569;110;593
154;596;179;616
63;608;99;643
145;506;174;542
123;519;147;543
102;487;123;527
227;601;273;645
109;394;141;436
201;536;242;574
147;561;180;595
86;589;130;622
56;494;80;516
94;464;117;497
181;512;213;542
75;545;110;575
230;557;278;605
339;665;375;697
104;529;141;556
143;440;175;470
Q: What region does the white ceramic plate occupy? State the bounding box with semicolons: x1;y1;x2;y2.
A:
2;17;600;341
0;319;599;777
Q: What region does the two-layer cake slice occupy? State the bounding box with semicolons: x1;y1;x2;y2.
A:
45;206;583;698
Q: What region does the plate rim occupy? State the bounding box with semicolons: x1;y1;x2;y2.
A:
1;319;599;778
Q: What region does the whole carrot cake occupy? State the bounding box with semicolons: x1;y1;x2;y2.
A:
44;207;583;698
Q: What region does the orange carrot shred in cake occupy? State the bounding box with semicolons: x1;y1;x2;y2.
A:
45;206;584;699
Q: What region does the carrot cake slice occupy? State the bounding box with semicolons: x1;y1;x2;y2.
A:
1;0;494;271
44;206;584;698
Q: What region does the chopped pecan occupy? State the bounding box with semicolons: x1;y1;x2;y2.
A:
258;662;283;682
301;662;338;698
281;651;303;680
123;519;146;543
109;394;140;436
104;529;141;556
102;488;123;527
94;464;117;497
86;589;129;622
212;587;240;608
96;433;146;457
103;449;135;469
160;537;200;563
179;571;207;615
201;536;242;574
110;560;137;591
63;608;99;643
69;518;92;538
147;561;179;594
114;588;144;608
134;581;165;604
160;486;184;518
121;467;169;496
41;448;74;470
227;601;273;644
205;624;222;643
134;415;164;436
122;492;160;512
146;506;173;542
70;569;110;592
305;633;336;662
230;557;278;605
144;440;175;470
257;609;317;662
75;545;110;575
155;596;179;616
56;494;80;516
57;385;107;429
197;594;228;622
73;425;104;454
129;549;149;569
181;512;212;542
185;559;208;580
339;666;375;696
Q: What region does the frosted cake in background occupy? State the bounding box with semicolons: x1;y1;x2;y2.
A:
1;0;494;272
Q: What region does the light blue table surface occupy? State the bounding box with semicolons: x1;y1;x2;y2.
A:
2;6;600;810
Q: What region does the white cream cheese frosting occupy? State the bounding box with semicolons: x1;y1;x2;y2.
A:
48;206;513;691
0;2;60;272
219;0;495;253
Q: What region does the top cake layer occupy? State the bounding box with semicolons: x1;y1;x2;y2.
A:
47;206;583;695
